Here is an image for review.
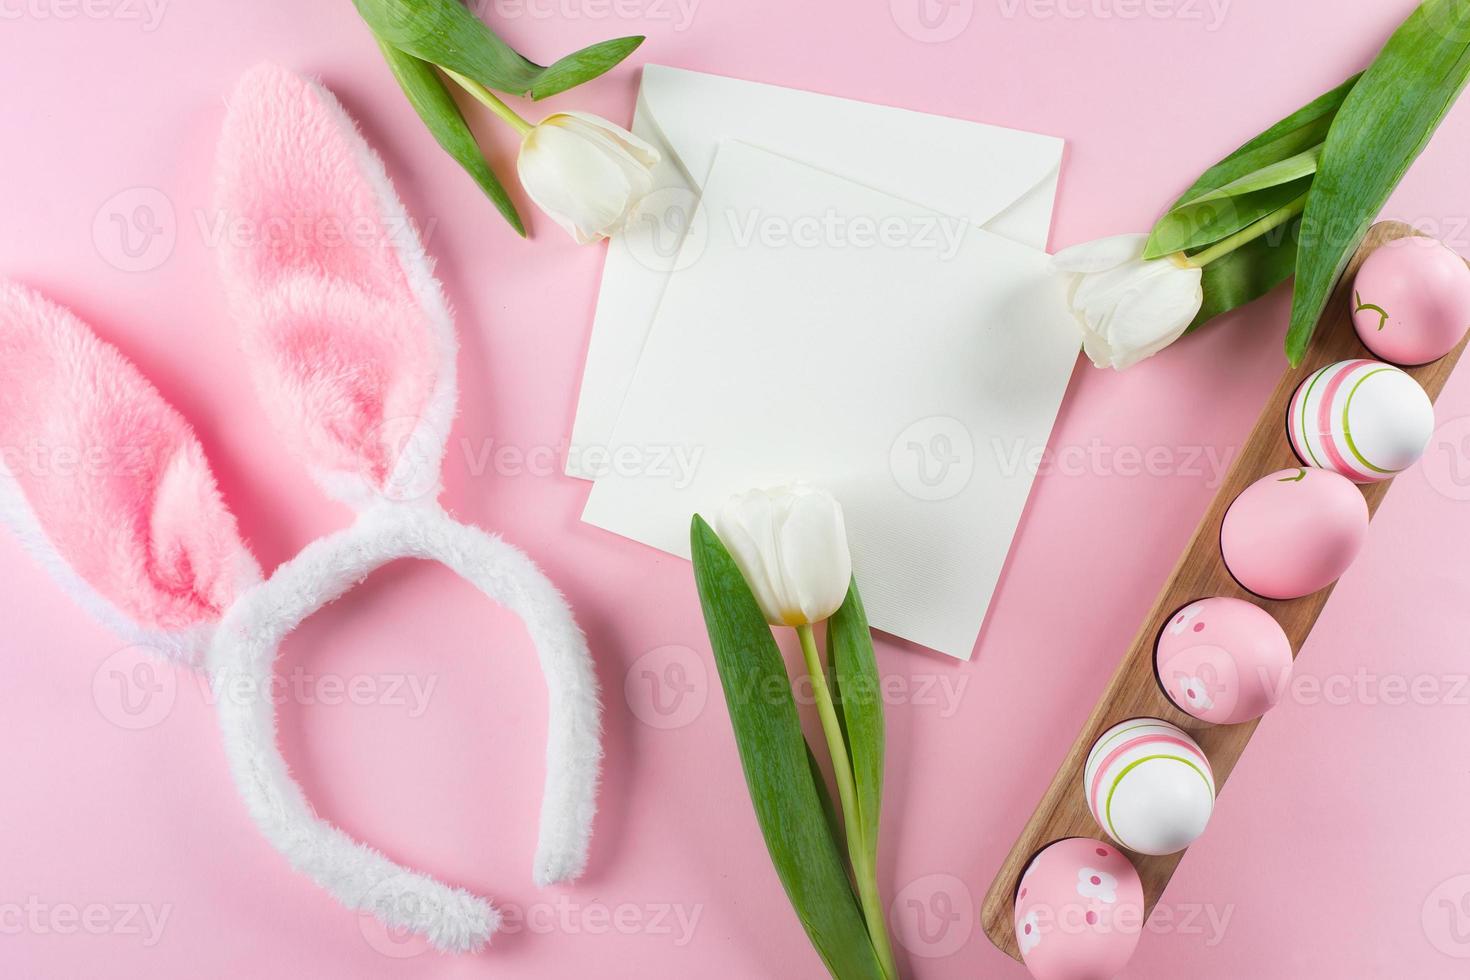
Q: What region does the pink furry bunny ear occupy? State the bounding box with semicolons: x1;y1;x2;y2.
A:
214;64;457;507
0;282;260;664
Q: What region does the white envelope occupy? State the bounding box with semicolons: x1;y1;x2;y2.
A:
580;141;1081;660
566;65;1065;478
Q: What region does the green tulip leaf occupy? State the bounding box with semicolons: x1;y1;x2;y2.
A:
1189;214;1301;333
806;739;847;855
691;516;885;980
375;41;524;235
827;580;884;874
1184;145;1323;207
1149;176;1313;259
1168;73;1360;211
1288;0;1470;365
527;36;649;100
354;0;642;100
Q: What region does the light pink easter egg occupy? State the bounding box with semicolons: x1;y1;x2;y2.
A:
1352;236;1470;365
1220;468;1368;600
1155;597;1293;725
1015;839;1144;980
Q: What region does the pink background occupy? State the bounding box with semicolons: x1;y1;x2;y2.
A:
2;1;1470;976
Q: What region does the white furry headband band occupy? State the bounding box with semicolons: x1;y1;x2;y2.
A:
0;64;601;953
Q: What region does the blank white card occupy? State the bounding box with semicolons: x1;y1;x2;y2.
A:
583;142;1079;659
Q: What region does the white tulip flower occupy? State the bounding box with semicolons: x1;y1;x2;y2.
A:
716;485;853;628
516;112;660;245
1053;233;1205;371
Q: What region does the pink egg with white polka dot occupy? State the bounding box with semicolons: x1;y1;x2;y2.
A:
1155;597;1293;725
1014;838;1144;980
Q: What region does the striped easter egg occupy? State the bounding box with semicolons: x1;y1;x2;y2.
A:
1084;718;1215;856
1287;358;1434;483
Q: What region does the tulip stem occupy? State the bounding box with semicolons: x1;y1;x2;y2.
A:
1182;190;1311;269
797;624;897;980
442;68;534;136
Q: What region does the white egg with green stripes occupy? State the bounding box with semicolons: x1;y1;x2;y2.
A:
1288;358;1434;484
1084;718;1216;857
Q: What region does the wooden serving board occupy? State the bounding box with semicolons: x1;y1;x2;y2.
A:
981;221;1470;960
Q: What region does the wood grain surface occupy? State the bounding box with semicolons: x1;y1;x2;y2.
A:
981;221;1470;960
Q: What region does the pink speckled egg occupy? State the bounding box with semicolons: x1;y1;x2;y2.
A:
1015;839;1144;980
1287;359;1434;483
1352;236;1470;365
1221;468;1368;600
1155;597;1293;724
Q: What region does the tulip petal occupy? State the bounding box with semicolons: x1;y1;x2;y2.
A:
717;490;791;626
776;490;852;626
1100;265;1204;369
1057;234;1205;370
1051;233;1148;274
554;111;660;167
1070;259;1150;322
1079;321;1117;369
548;114;659;200
518;123;638;243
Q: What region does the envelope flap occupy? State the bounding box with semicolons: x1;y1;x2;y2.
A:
640;64;1064;229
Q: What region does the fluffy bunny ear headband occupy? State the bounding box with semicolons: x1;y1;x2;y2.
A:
0;64;600;953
